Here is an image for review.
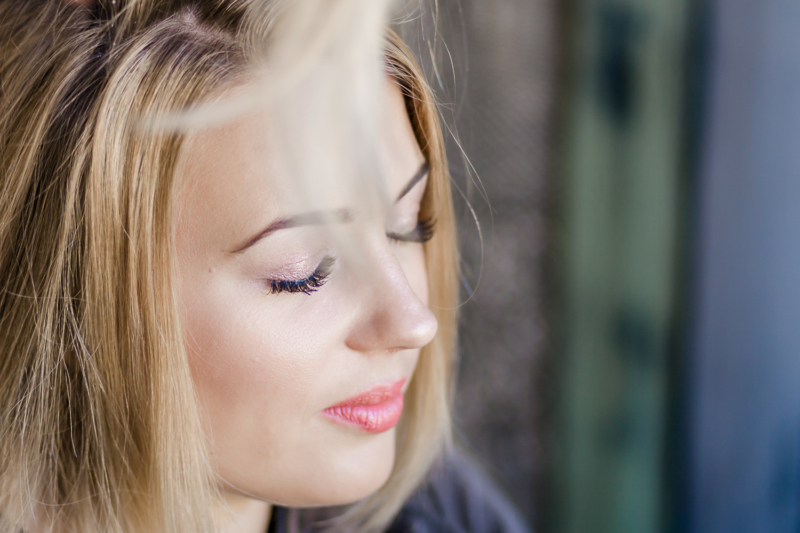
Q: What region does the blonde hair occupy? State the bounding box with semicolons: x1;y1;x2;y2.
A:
0;2;457;532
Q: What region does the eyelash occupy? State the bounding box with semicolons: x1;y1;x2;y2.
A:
268;256;336;295
268;218;436;295
387;217;436;244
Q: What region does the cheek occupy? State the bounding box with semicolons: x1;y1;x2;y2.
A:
186;282;328;402
183;274;335;442
178;269;411;507
180;273;330;494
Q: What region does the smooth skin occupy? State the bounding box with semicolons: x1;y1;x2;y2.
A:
174;79;438;533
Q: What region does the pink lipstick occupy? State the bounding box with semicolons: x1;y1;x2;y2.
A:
322;378;406;433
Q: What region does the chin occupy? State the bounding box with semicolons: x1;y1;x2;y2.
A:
274;427;398;508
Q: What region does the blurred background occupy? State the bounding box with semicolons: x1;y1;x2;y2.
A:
399;0;800;532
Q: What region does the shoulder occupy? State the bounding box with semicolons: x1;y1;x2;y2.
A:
385;453;531;533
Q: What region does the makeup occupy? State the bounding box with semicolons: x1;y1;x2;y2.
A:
322;379;406;434
267;255;335;295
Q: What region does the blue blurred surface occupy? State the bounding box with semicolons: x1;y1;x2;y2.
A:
689;0;800;531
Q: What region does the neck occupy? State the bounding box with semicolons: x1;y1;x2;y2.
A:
215;491;272;533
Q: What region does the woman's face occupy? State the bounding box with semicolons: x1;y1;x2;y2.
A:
174;79;437;507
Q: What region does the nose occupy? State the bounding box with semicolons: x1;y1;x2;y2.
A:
344;252;438;354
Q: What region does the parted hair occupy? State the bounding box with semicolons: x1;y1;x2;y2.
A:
0;1;457;532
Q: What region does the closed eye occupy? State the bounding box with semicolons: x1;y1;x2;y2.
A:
267;256;336;295
386;217;436;244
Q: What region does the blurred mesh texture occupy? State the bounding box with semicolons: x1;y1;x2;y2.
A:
401;0;559;528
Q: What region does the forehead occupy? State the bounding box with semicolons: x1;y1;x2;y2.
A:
174;78;424;251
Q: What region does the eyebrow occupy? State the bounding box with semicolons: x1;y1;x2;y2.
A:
232;208;353;253
233;161;429;254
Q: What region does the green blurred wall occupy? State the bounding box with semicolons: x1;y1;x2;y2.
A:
555;0;691;532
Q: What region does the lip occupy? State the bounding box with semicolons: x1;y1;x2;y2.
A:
322;378;406;434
